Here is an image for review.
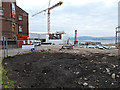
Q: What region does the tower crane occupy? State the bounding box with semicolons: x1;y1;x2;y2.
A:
32;1;63;34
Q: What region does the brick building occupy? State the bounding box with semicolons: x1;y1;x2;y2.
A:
0;0;29;44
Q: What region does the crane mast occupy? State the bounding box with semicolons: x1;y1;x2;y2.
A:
47;0;51;34
32;1;63;34
47;9;50;34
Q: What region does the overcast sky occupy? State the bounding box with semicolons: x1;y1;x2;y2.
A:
17;0;119;37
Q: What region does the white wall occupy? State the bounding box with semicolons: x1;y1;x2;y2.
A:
46;34;69;45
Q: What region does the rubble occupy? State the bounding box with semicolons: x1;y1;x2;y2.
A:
88;85;95;88
2;51;120;88
93;70;96;73
75;72;79;75
111;73;116;79
116;75;119;78
83;82;88;86
106;68;110;73
84;78;88;81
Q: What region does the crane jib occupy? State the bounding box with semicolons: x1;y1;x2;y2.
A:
32;1;63;17
32;1;63;34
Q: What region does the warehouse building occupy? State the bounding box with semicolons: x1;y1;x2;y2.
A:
29;32;47;43
0;0;29;47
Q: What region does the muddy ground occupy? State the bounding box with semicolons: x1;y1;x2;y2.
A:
2;51;120;88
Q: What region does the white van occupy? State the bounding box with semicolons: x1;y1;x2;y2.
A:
30;40;41;46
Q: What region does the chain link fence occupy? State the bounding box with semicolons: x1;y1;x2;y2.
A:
0;40;35;58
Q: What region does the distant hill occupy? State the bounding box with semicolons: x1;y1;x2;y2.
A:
70;36;115;40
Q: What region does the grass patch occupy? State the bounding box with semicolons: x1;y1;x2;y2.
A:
1;58;15;88
2;67;15;88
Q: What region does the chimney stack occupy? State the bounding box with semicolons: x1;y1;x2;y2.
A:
74;30;78;45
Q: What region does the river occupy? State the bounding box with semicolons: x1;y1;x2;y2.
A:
69;39;115;44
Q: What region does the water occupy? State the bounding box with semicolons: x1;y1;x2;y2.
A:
69;39;115;44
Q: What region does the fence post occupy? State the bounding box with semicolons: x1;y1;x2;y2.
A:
17;40;19;54
3;37;5;58
6;38;8;57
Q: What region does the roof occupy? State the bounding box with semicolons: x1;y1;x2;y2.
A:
16;5;28;15
30;31;66;35
30;32;48;35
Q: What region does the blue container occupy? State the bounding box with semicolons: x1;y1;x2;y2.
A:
31;48;35;52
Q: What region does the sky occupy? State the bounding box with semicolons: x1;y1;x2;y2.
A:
16;0;120;37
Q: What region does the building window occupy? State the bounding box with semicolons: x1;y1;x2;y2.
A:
19;26;22;32
49;34;61;39
12;23;15;31
18;15;23;20
0;10;4;16
12;3;16;18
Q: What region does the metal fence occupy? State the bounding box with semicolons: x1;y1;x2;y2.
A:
1;40;33;58
0;38;118;57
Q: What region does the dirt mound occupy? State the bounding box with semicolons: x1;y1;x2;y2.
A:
2;52;120;88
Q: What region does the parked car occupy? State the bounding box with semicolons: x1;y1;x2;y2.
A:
98;46;105;49
30;40;41;46
103;46;111;49
96;45;104;49
110;46;117;49
87;45;96;49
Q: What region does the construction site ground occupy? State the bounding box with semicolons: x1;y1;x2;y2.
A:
2;45;120;88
